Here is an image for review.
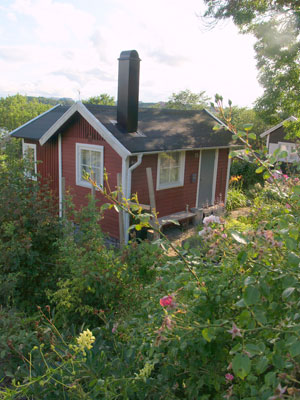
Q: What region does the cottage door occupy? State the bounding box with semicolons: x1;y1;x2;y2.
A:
197;149;216;208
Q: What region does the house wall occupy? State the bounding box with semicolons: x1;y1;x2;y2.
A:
214;148;229;204
24;137;59;197
269;126;295;144
61;115;122;239
131;148;229;216
131;150;200;216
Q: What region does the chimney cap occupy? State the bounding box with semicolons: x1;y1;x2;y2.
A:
118;50;140;61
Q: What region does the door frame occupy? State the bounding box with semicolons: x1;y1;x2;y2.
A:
195;148;219;208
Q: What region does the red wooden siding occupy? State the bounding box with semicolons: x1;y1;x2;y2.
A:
214;148;229;204
61;116;122;239
131;150;199;217
24;138;59;198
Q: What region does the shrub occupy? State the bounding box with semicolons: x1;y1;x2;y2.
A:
0;139;61;311
230;159;264;190
226;188;247;211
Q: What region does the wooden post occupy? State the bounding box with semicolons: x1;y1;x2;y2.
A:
117;173;125;246
146;167;159;239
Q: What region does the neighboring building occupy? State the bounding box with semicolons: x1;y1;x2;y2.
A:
260;117;299;163
10;50;234;243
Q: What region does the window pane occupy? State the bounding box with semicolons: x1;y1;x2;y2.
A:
160;168;169;184
81;149;89;165
160;153;171;168
91;151;101;167
170;167;179;182
93;167;101;186
81;165;90;181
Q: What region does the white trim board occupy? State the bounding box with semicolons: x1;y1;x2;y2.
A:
39;102;131;159
211;149;219;204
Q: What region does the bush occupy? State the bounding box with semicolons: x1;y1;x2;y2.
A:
0;139;61;311
231;159;264;190
226;188;247;211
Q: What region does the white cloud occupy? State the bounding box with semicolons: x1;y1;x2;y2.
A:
0;0;263;106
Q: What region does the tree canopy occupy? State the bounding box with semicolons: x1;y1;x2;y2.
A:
0;94;52;132
203;0;300;125
164;89;210;110
83;94;116;106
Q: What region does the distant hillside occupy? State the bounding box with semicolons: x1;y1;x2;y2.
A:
26;96;75;106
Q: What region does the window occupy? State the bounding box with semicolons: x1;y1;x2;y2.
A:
23;142;37;180
157;151;185;190
76;143;104;188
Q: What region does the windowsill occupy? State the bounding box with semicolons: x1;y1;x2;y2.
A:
156;182;184;191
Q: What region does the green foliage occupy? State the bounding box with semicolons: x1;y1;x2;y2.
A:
0;94;52;131
231;159;265;190
83;94;116;106
0;139;61;311
165;89;210;110
226;188;247;211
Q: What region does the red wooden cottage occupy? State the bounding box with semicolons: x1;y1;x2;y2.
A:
10;50;233;243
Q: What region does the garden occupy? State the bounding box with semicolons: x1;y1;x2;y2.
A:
0;118;300;400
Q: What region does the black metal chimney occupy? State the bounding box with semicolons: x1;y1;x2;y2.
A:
117;50;140;133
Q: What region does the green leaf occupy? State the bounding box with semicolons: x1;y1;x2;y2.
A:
256;356;268;374
290;341;300;357
229;343;242;355
244;276;255;286
263;171;271;179
245;344;263;356
282;287;295;300
244;286;260;306
287;252;300;267
293;186;300;194
248;133;256;140
243;123;253;131
255;166;264;174
231;231;247;244
202;328;215;342
232;353;251;380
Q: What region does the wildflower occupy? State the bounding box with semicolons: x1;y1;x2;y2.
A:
294;177;299;183
76;329;95;353
225;373;234;382
227;323;242;339
222;233;227;239
268;383;287;399
160;295;174;308
286;203;291;209
112;323;118;333
203;215;221;226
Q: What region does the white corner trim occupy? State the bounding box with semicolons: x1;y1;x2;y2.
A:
39;102;131;159
156;151;185;190
225;154;231;204
195;150;202;208
211;149;219;204
204;108;228;129
260;116;298;138
76;142;104;189
23;141;37;180
10;104;61;136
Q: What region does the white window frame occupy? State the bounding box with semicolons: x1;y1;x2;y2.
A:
76;143;104;189
22;141;37;180
156;151;185;190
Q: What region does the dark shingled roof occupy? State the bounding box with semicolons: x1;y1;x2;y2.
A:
85;105;233;153
10;105;70;140
11;103;233;153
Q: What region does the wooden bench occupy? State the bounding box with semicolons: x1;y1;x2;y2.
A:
157;211;196;228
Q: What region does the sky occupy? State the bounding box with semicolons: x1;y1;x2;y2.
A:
0;0;264;107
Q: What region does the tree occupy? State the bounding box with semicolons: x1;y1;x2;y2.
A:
83;94;116;106
0;94;52;132
202;0;300;125
164;89;210;110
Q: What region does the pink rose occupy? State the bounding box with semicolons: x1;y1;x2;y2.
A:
159;295;174;308
225;373;234;382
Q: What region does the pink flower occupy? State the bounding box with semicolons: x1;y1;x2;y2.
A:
225;373;234;382
286;203;291;209
283;174;289;180
294;177;299;183
227;323;242;339
112;323;118;333
222;233;227;239
160;295;174;308
269;383;287;399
